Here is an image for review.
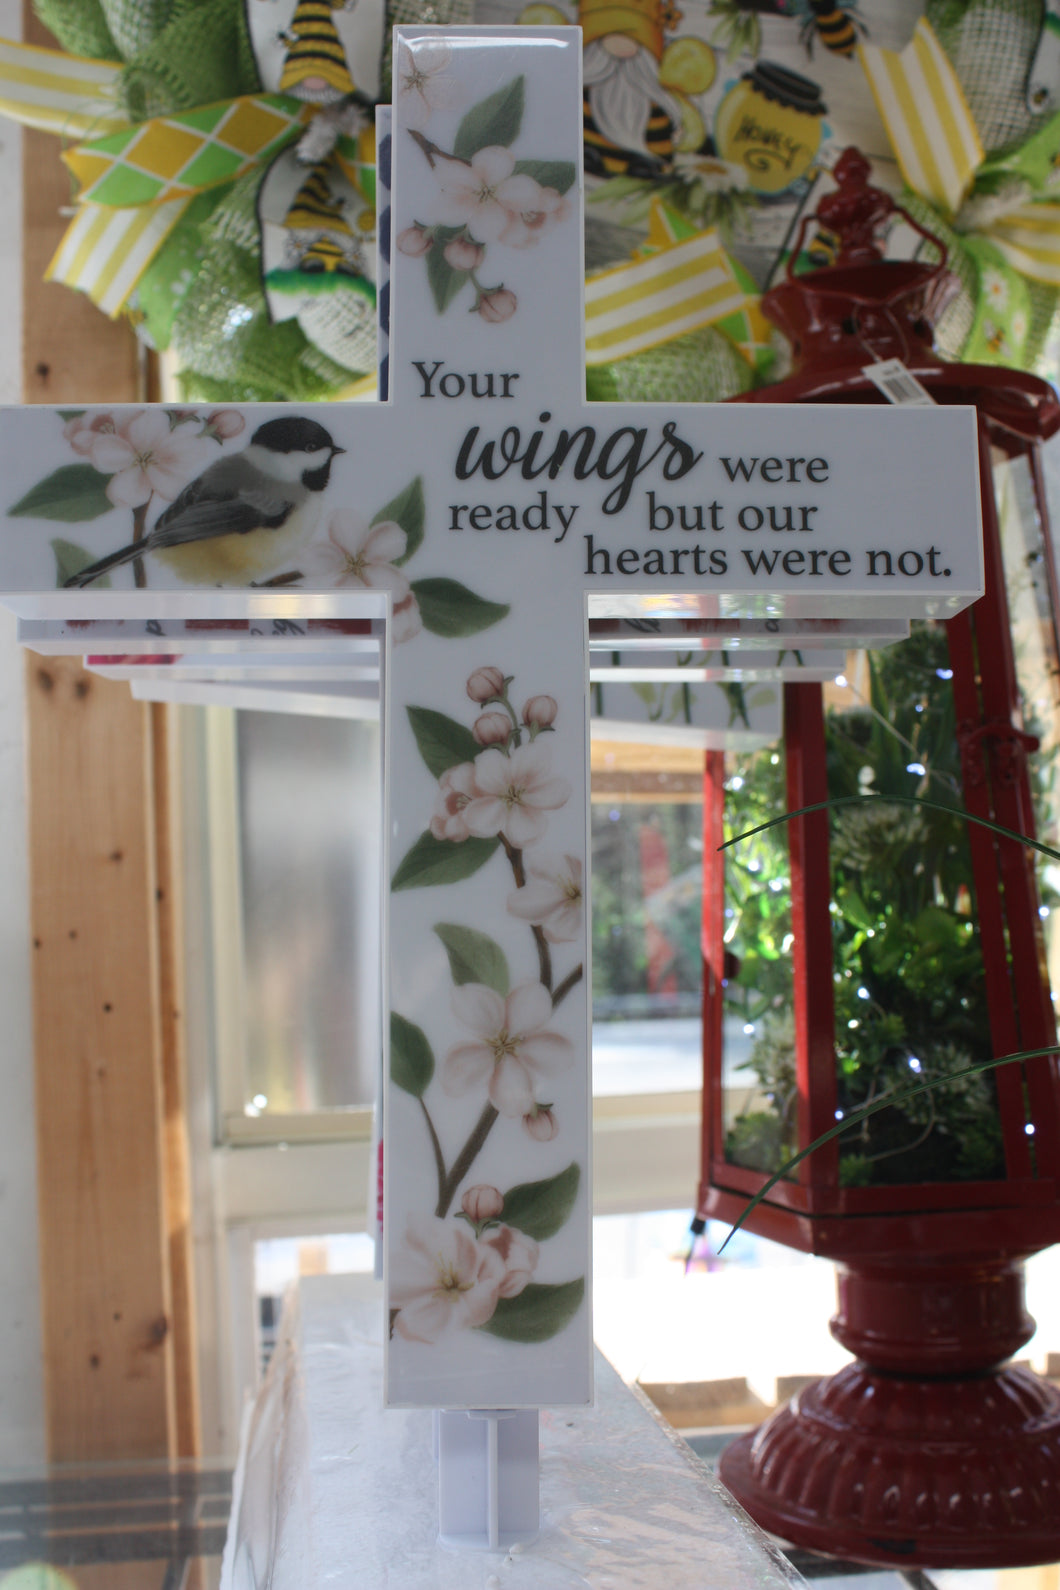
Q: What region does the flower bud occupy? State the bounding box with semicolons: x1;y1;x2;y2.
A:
461;1184;503;1223
478;287;517;323
466;666;505;703
443;237;485;271
522;694;557;729
397;225;433;258
205;409;246;441
523;1104;558;1142
473;711;510;747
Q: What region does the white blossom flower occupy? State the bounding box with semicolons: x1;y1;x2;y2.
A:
64;411;117;456
442;981;574;1117
983;268;1009;312
390;1215;506;1342
482;1223;540;1298
91;410;212;508
396;39;455;130
430;761;478;842
498;185;568;249
303;511;410;597
433;146;547;244
464;740;571;848
392;591;422;645
507;852;583;943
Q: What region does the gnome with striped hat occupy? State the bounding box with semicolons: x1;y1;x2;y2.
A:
280;0;357;104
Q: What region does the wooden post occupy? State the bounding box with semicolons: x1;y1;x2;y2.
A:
22;3;194;1461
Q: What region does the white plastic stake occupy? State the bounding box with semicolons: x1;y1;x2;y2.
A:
436;1408;539;1551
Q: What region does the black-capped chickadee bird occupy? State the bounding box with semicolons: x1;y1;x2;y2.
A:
66;416;346;589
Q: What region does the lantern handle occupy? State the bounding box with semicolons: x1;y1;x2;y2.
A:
786;146;948;284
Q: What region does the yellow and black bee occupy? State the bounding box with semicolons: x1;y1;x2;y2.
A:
789;0;867;59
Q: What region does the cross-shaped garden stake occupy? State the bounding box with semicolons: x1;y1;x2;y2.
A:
0;23;983;1548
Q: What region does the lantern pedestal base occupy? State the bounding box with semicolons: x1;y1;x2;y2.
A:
720;1360;1060;1568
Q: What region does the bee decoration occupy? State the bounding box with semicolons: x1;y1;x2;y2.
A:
787;0;867;59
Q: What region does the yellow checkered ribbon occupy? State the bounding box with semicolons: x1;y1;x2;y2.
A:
859;18;1060;287
0;37;125;138
63;95;309;209
584;219;748;365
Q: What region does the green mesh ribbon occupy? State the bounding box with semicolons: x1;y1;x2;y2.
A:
926;0;1054;157
586;325;756;404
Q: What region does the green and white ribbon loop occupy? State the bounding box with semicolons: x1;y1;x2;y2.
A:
860;18;1060;371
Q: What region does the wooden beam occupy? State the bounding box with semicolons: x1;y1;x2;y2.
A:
21;2;195;1460
27;658;177;1460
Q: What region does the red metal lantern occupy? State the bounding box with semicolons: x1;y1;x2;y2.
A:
698;149;1060;1568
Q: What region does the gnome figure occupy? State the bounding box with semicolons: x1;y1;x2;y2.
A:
280;0;357;104
580;0;688;177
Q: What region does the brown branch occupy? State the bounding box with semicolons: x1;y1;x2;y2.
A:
131;501;148;589
551;963;583;1010
532;924;552;991
436;1102;499;1217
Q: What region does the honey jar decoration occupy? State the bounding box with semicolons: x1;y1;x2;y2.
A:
714;62;826;194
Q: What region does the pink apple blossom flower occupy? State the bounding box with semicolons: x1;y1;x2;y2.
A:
467;666;505;703
461;1184;503;1224
391;591;422;645
522;694;557;729
473;710;511;747
91;410;213;508
433;146;546;244
483;1223;540;1298
477;287;517;323
443;236;485;271
64;411;117;456
429;762;478;842
499;186;569;248
397;225;433;257
523;1103;559;1142
507;853;583;943
204;409;245;441
396;39;455;131
303;512;410;597
464;740;571;848
390;1215;506;1342
442;981;574;1117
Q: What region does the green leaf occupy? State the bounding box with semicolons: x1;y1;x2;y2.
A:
51;539;110;589
434;922;509;994
411;578;509;638
407;705;480;778
501;1162;579;1241
454;76;525;160
512;159;577;195
392;830;500;891
10;463;115;522
56;410;86;422
390;1011;434;1097
374;475;425;565
426;224;470;314
480;1277;585;1342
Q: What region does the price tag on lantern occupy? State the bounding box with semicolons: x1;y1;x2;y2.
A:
0;27;983;1411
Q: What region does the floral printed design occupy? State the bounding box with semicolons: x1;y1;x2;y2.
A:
395;39;456;132
399;74;576;321
443;981;574;1116
390;666;586;1348
11;416;509;647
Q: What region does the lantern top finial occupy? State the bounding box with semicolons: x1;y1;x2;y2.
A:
815;146;896;268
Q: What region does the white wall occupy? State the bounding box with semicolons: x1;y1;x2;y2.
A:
0;0;45;1467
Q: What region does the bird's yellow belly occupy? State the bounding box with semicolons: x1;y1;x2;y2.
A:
153;517;312;586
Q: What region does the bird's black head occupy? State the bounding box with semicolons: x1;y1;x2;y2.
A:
251;416;340;455
251;416;345;492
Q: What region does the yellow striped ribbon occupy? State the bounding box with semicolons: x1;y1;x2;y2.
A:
0;37;125;138
988;203;1060;286
45;195;192;317
859;18;983;219
584;224;747;366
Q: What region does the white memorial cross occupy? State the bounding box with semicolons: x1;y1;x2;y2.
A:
0;23;983;1543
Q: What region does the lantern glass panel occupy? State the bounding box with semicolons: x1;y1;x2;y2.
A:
720;735;796;1177
993;449;1060;1009
825;630;1005;1186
